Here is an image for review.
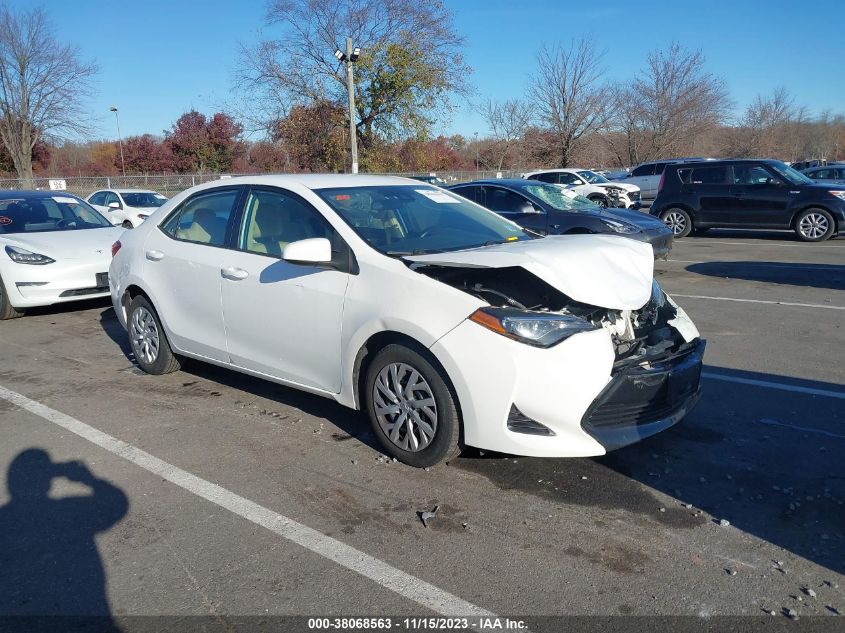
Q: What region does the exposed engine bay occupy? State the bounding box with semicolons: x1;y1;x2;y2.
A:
414;264;695;364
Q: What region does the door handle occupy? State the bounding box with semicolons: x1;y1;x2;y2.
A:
145;250;164;261
221;267;249;280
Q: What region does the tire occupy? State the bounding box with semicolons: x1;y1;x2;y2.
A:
660;207;693;238
122;220;134;229
0;275;24;320
794;208;835;242
588;194;608;208
364;344;461;468
127;295;180;374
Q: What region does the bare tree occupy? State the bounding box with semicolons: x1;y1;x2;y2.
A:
723;87;798;157
0;7;97;185
528;38;613;168
237;0;470;152
613;43;731;165
480;98;535;170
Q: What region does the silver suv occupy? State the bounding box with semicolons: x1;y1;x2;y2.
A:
613;158;714;201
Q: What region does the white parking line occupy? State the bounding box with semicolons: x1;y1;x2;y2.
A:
680;239;844;249
0;384;495;619
757;418;845;440
702;372;845;400
672;294;845;311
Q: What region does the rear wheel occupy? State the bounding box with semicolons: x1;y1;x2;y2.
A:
127;295;180;374
660;208;693;238
0;276;24;320
365;344;461;468
794;208;834;242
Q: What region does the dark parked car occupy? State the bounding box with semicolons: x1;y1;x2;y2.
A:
447;179;673;258
803;165;845;185
651;159;845;241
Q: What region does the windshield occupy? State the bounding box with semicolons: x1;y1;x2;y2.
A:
315;185;534;255
0;196;112;234
121;192;167;207
523;184;601;213
769;162;815;185
578;170;610;184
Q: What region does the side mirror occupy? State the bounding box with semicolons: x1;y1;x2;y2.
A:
519;202;542;215
108;201;121;210
283;237;332;265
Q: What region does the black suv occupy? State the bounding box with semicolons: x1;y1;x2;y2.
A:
651;159;845;241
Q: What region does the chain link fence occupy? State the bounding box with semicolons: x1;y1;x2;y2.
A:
0;170;527;199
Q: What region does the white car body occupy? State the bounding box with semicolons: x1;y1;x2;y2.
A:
523;169;641;208
110;175;703;464
87;189;168;228
0;193;122;312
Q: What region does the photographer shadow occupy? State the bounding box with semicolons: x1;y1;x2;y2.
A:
0;449;128;631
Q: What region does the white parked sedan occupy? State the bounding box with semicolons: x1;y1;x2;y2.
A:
0;191;122;319
110;175;704;467
87;189;168;229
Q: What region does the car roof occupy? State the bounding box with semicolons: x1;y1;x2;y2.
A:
663;158;784;168
0;189;83;199
110;188;162;194
191;174;430;190
448;179;534;188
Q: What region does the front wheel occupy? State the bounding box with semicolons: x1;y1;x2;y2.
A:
660;208;693;238
794;208;834;242
365;344;461;468
127;295;181;374
0;276;24;320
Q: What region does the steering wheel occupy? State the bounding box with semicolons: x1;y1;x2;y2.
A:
418;226;452;239
55;218;71;229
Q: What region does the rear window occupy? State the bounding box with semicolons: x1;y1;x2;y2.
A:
677;166;728;185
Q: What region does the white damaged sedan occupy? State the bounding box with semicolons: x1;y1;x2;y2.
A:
0;191;122;319
110;175;704;467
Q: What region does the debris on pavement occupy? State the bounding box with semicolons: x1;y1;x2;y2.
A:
718;519;731;527
418;505;439;528
784;608;798;620
802;587;817;598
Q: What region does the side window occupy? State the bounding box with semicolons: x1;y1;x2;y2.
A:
812;168;832;179
556;172;579;185
104;192;121;207
733;165;776;185
532;172;558;184
631;164;655;177
836;169;845;180
161;188;240;246
239;189;334;258
449;186;477;203
483;187;531;213
89;192;105;206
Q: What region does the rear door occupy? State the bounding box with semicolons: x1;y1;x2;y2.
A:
143;186;244;362
730;163;791;227
480;185;548;233
626;163;661;199
677;165;732;225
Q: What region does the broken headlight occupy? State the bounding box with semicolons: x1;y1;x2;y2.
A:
601;219;639;234
469;307;598;348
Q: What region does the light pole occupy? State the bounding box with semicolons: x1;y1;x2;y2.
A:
110;106;126;177
335;39;361;174
474;132;479;173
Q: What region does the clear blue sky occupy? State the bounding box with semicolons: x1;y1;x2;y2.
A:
10;0;845;141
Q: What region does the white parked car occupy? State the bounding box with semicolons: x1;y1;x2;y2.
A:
0;191;122;319
110;175;704;467
87;189;168;229
523;169;641;208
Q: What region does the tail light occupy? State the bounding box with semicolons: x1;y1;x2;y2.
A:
657;170;666;193
111;240;122;257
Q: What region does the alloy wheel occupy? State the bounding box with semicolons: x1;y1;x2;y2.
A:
130;306;160;365
372;362;438;452
798;213;829;240
663;211;687;235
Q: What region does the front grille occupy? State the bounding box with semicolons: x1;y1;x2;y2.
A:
587;387;678;427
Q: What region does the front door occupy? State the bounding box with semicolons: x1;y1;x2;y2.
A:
481;186;548;233
220;187;349;392
730;164;790;227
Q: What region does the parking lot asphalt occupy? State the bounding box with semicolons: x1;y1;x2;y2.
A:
0;229;843;628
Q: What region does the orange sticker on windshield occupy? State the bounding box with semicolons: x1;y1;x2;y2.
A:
335;194;350;200
0;216;11;225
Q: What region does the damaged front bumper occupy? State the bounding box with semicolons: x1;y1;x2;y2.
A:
581;339;705;451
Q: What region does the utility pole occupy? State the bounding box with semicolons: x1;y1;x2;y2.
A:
110;106;126;177
344;37;359;174
474;131;479;173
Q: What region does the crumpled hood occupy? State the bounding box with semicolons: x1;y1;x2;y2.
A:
2;227;122;260
407;234;654;310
